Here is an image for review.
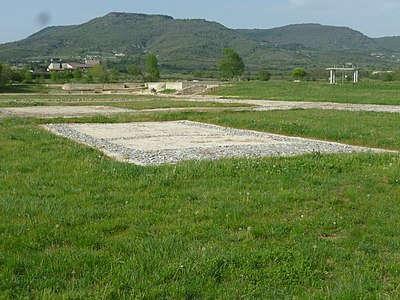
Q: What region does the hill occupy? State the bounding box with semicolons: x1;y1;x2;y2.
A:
374;36;400;52
0;12;274;71
238;23;379;51
0;13;398;71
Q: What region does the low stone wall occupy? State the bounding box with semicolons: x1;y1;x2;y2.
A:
166;82;184;91
63;83;144;92
147;82;166;92
147;81;221;93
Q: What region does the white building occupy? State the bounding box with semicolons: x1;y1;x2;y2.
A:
47;59;100;72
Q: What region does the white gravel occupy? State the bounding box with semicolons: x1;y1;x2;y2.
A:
0;105;255;119
171;97;400;113
0;106;134;118
43;121;390;166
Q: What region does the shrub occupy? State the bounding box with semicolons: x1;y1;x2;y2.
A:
257;70;271;81
292;68;307;80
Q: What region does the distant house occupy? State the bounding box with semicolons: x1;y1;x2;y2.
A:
47;59;100;72
47;61;85;72
84;58;101;68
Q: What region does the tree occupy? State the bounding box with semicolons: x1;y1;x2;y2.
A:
218;48;245;80
257;70;271;81
145;54;160;81
0;64;4;88
382;72;394;82
0;64;13;88
50;71;59;83
10;68;24;83
127;64;142;78
88;64;109;83
109;69;120;82
292;68;307;80
73;69;82;80
23;70;33;83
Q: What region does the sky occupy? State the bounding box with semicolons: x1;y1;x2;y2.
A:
1;0;400;43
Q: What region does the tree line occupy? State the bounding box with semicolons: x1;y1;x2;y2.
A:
49;53;161;84
0;64;35;89
217;48;307;81
5;47;400;89
0;48;307;89
0;53;161;88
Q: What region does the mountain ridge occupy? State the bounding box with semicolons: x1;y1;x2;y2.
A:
0;12;399;71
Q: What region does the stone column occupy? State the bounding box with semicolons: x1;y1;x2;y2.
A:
353;70;359;83
329;70;335;84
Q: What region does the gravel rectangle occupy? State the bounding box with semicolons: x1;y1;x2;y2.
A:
43;121;390;166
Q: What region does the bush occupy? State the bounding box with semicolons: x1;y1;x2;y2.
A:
383;72;395;82
257;70;271;81
292;68;307;80
161;89;177;94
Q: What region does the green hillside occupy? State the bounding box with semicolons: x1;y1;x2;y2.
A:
0;13;398;71
374;36;400;52
238;23;379;51
0;13;269;70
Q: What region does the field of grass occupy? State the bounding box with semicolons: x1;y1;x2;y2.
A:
212;80;400;105
0;84;50;94
0;96;246;110
1;108;400;298
0;94;157;103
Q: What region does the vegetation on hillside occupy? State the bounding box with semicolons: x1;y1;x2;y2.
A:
238;24;380;51
375;36;400;51
0;13;399;72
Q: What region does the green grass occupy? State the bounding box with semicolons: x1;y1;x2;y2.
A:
0;84;51;94
38;109;399;151
1;110;400;298
212;80;400;105
0;97;246;110
160;89;177;94
187;110;400;151
0;94;164;103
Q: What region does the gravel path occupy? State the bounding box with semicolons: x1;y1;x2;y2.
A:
0;105;253;118
2;98;399;119
0;105;135;118
43;121;392;166
169;96;400;113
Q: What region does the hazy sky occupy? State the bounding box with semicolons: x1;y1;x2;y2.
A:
1;0;400;43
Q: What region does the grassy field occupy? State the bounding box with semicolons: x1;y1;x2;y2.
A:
1;108;400;298
0;94;158;103
0;96;246;110
212;80;400;105
0;84;50;94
